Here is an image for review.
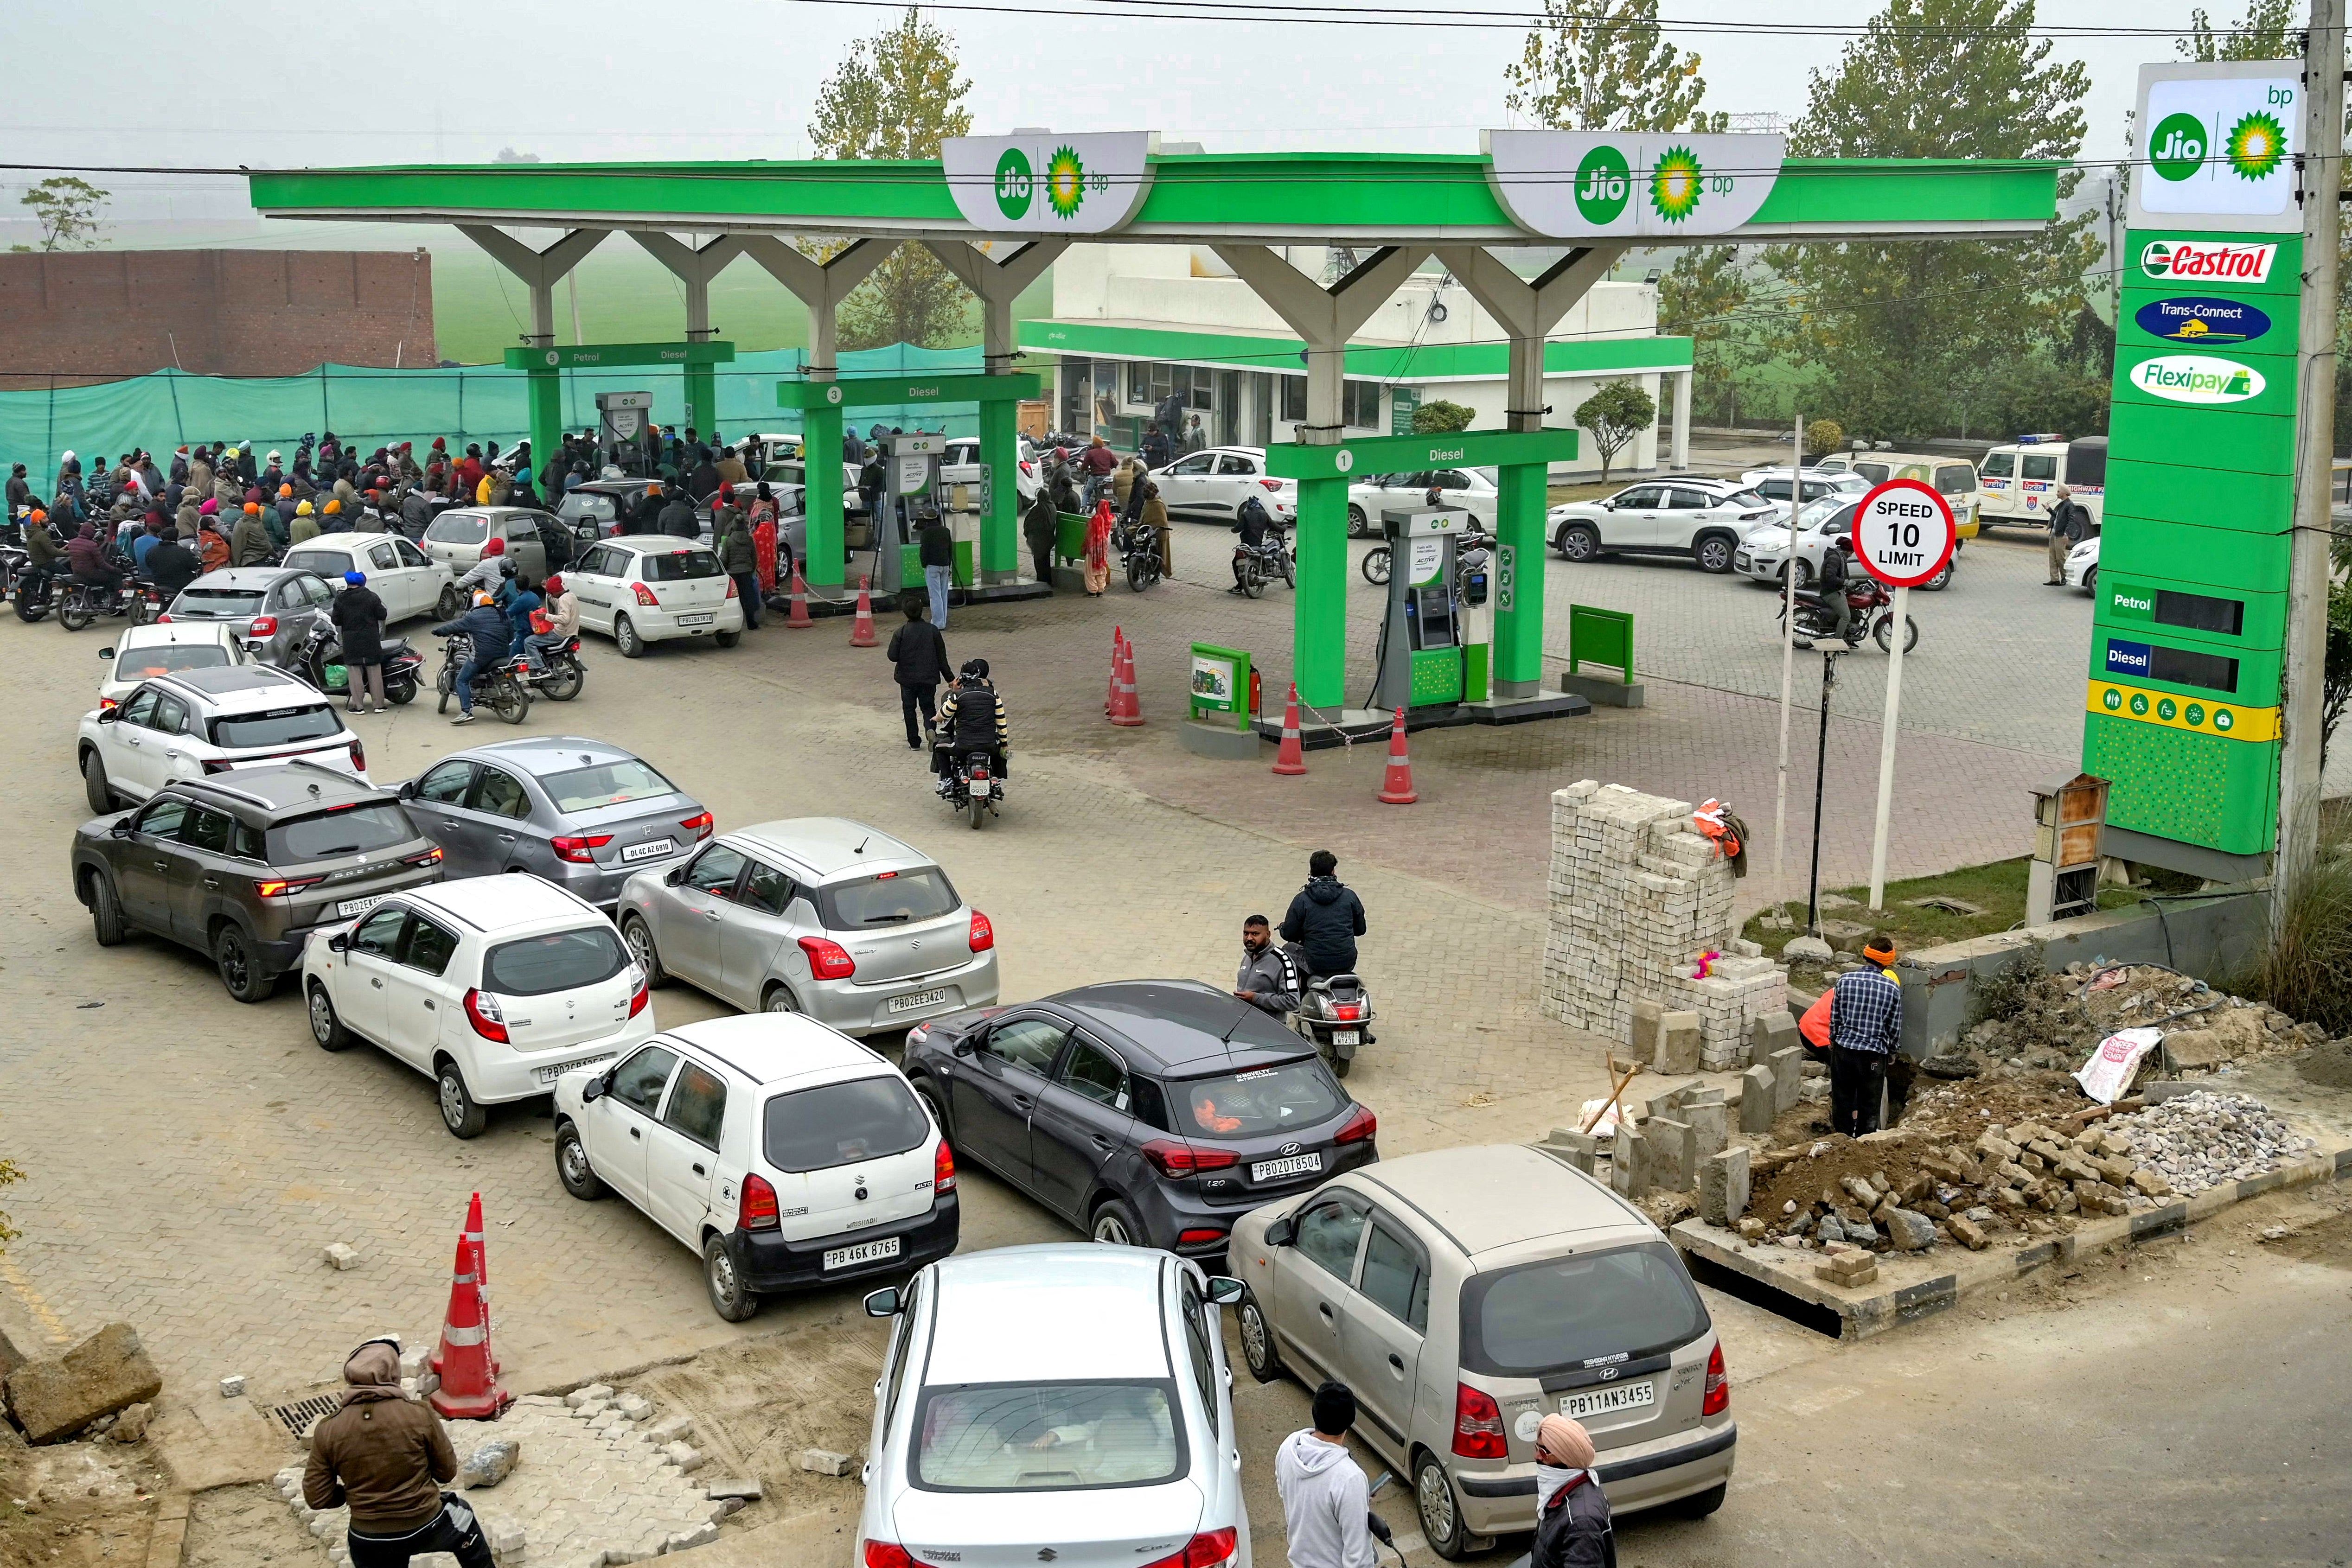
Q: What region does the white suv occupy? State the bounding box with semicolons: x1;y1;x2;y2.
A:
79;666;367;815
564;538;746;659
1547;478;1780;573
301;874;652;1138
551;1014;960;1320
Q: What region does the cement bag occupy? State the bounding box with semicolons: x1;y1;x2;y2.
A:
1577;1099;1621;1140
2075;1026;2162;1104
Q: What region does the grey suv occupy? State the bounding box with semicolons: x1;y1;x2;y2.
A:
70;762;446;1002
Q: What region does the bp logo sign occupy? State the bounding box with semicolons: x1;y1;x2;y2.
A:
992;143;1096;222
1649;146;1703;223
994;148;1033;220
2148;109;2285;183
2128;353;2264;406
1570;143;1703;225
2135;70;2297;220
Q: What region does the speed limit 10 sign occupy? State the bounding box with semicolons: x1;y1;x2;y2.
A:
1850;478;1957;589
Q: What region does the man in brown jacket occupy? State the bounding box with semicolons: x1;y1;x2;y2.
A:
303;1340;492;1567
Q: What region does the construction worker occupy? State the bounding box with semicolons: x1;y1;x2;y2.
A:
304;1339;492;1567
1827;934;1903;1136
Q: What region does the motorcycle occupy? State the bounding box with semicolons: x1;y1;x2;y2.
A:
12;566;56;623
518;635;588;702
1780;575;1918;653
276;618;426;707
1286;950;1375;1079
432;631;532;725
936;746;1003;830
1113;515;1163;592
1233;523;1294;599
1362;524;1495;592
56;573;147;633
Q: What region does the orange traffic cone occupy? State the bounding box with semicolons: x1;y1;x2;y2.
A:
785;564;814;629
1106;627;1124;715
427;1236;510;1420
1110;632;1144;726
1377;708;1418;804
849;575;879;647
1272;683;1308;775
453;1191;499;1375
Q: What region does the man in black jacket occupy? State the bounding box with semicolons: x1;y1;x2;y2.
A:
431;592;513;725
2045;484;2091;585
885;595;948;749
657;488;700;540
1280;851;1367;982
1814;536;1854;644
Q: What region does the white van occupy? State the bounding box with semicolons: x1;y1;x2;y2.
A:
1815;451;1983;539
1976;435;2107;532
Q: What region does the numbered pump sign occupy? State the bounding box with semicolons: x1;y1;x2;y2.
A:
1850;479;1957;589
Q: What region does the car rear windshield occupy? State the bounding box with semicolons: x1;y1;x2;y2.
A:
1171;1058;1346;1141
266;802;416;863
482;925;629;996
173;587;266;618
762;1076;930;1173
641;549;721;582
114;644;229;680
537;759;679;813
818;867;958;929
1459;1241;1708;1377
427;514;488;545
914;1382;1181;1492
283;550;354;579
211;704;343;749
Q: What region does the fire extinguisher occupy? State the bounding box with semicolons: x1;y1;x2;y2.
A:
1250;668;1263;719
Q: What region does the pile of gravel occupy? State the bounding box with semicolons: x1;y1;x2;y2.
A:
2108;1090;2315;1196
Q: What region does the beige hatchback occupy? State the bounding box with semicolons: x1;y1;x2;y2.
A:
1229;1144;1732;1557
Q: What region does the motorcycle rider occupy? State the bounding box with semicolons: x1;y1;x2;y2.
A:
1280;850;1368;985
64;521;127;609
144;529;201;603
431;591;513;727
19;509;64;601
1230;492;1275;594
1813;535;1855;645
932;658;1010;788
1234;915;1302;1018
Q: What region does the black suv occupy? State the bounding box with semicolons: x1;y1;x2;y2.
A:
70;762;446;1002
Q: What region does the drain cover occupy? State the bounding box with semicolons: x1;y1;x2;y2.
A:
268;1393;342;1440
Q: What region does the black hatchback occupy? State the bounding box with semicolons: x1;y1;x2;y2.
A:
901;979;1378;1259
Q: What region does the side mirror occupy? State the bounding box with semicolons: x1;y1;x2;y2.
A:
580;1076;604;1103
952;1034;978;1058
665;864;689;887
96;707;121;724
109;817;134;839
326;931;349;953
1264;1217;1296;1248
1205;1276;1245;1307
395;780;416;800
98;647;115;661
863;1285;901;1319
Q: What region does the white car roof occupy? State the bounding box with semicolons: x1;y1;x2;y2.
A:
116;622;240;650
602;537;706;555
657;1013;889;1087
402;873;603;932
149;666;330;714
925;1247;1173;1385
287;531;409;551
1347;1144;1654;1260
730;818;930;882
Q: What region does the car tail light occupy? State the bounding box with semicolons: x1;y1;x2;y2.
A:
1142;1528;1240;1568
724;577;738;599
247;615;277;638
99;696;119;714
740;1172;780;1232
799;935;856;980
1452;1383;1507;1459
253;876;323;899
348;738;365;772
1334;1004;1361;1021
679;811;713;840
863;1544;914;1568
968;909;994;952
550;833;613;864
632;582;660;606
201;759;234;774
1177;1228;1228;1248
404;846;445;867
1333;1104;1377;1145
462;988;509;1042
627;967;650;1019
155;613;171;624
1257;478;1280;491
1702;1339;1729;1415
1139;1139;1239;1178
933;1138;956;1195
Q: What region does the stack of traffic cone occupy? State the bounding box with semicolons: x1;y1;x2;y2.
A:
849;575;879;647
454;1191;497;1374
1271;683;1309;775
426;1234;510;1420
1109;633;1145;726
1376;708;1418;804
1106;628;1124;715
786;565;815;629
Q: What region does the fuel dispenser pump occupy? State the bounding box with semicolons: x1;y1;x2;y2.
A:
884;432;946;590
594;391;656;476
938;459;990;591
1374;507;1470;710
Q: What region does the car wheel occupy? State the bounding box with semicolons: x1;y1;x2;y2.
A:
761;984;799;1014
1346;504;1369;538
913;1080;950;1143
1237;1288;1285;1384
703;1232;761;1322
2082;566;2097;594
437;1059;488;1139
1924;558;1955;591
308;982;355;1051
620;914;668;988
555;1122;607;1200
1416;1454;1472;1561
614;613;647;659
82;751;114;816
213;923;275;1004
88;873;127;947
1694;533;1735;573
1783;558;1813;588
1557;523;1599;562
436;585;463;620
1090;1198;1144;1247
714;629;741;649
1676;1482;1728;1518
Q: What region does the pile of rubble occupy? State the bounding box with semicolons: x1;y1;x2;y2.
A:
1961;962;2325;1077
2109;1090;2314;1196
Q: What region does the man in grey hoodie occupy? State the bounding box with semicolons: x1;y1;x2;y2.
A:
1275;1382;1375;1568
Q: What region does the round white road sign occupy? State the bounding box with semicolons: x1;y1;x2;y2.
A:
1850;478;1957;588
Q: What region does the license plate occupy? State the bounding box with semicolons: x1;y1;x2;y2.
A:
620;837;676;864
889;988;949;1015
536;1052;614;1085
1562;1381;1655;1420
1331;1030;1360;1046
338;895;386;919
1251;1151;1323;1183
677;612;716;627
824;1236;901;1271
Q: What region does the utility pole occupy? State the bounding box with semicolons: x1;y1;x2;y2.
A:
2279;0;2346;908
1772;413;1803;925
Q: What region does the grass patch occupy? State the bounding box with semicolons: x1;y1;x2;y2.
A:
1741;855;2148;959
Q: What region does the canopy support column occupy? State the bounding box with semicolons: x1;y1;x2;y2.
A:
1670;369;1692;469
632;234;747;445
928;240;1065;583
1212;244;1428;710
459;226;608;475
739;237;896;591
1438;245;1623;698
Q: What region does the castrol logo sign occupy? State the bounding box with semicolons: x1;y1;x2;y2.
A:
2139;239;2276;283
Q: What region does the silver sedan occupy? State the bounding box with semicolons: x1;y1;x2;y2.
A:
395;737;710;908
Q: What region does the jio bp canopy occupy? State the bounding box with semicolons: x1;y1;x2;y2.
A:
1483;131;1785;239
941;132;1159;234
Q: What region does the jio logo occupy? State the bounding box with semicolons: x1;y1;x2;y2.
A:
1575;145;1631;224
995;148;1034;220
2150;112;2207;182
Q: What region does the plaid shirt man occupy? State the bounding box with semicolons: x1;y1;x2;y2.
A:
1828;968;1903;1056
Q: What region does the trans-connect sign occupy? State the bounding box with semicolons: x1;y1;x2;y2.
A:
941;132;1158;234
1483;131;1783;239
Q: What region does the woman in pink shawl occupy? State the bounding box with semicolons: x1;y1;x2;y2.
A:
1084;497;1113;596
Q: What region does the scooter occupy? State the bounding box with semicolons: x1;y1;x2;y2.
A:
1780;576;1918;653
1287;945;1374;1078
276;618;427;706
936;746;1003;830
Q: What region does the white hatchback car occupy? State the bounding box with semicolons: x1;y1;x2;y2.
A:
2065;533;2099;593
563;537;745;659
1347;468;1500;536
282;531;458;624
856;1245;1251;1568
1150;446;1298;526
78;666;367;814
95;622;250;712
301;874;652;1138
552;1014;960;1320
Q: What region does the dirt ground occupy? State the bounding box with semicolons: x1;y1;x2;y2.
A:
180;1481;320;1568
0;1436;162;1568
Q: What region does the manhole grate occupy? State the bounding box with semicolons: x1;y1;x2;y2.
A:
269;1394;342;1439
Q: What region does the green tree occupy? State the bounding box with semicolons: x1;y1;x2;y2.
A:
1411;398;1476;434
2179;0;2297;59
1768;0;2101;444
14;176;108;253
1802;419;1845;461
1502;0;1719;134
807;8;974;349
1659;244;1773;424
1575;380;1656;481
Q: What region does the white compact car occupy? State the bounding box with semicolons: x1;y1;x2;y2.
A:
1150;447;1298;525
562;537;745;658
302;874;652;1138
282;532;459;623
1548;478;1781;573
79;666;367;814
1345;468;1500;537
2065;534;2099;593
551;1014;960;1320
856;1245;1251;1568
95;622;250;711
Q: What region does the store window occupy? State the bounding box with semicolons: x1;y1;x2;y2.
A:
1274;376;1382;429
1129;362;1215;411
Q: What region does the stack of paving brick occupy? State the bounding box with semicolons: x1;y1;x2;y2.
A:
1660;946;1788;1071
